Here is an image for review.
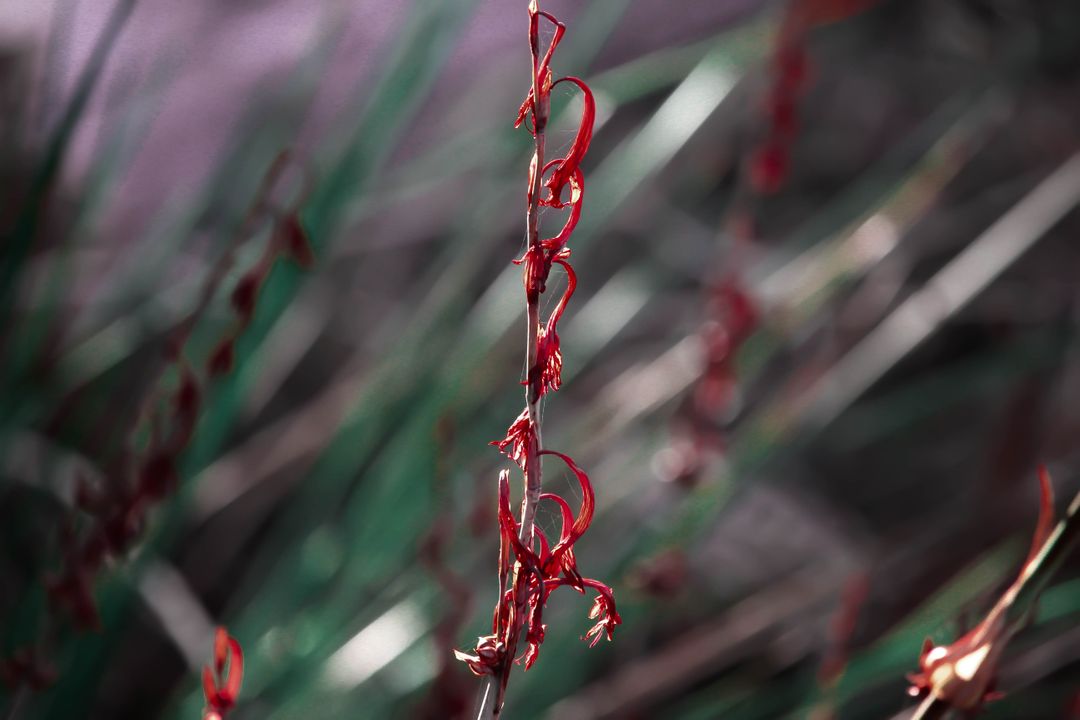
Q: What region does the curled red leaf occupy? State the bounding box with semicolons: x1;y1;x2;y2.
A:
541;77;594;208
531;253;576;398
539;169;583;254
491;409;536;472
537;449;593;581
203;627;243;718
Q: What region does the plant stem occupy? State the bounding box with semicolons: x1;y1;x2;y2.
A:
1009;488;1080;621
909;695;951;720
474;679;496;720
477;4;550;717
518;100;548;563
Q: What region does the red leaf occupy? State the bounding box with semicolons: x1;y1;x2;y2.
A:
230;270;263;326
174;366;201;419
531;255;576;398
539;169;583;253
207;339;235;378
213;627;229;674
223;636;244;702
1025;464;1056;568
750;141;789;194
279;214;314;268
542;77;594;207
497;470;538;570
515;5;566;134
537;450;594;580
491;409;535;471
202;666;218;706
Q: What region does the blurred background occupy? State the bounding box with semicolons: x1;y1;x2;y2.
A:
1;0;1080;718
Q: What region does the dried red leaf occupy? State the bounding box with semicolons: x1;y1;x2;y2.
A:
459;4;615;704
138;452;178;501
497;469;539;571
541;78;594;208
278;213;314;268
538;169;583;254
767;89;800;138
453;634;505;677
230;270;263;326
537;450;593;580
716;279;758;340
174;366;201;423
207;339;235;378
214;627;229;674
773;43;809;91
515;5;566;135
202;666;218;706
515;244;550;301
223;636;244;701
203;627;244;718
530;254;576;398
750;141;789;195
583;582;621;647
461;448;616;673
491;409;536;472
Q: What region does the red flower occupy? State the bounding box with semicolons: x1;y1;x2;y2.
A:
491;409;536;471
458;451;618;677
583;581;621;647
530;251;576;399
203;627;244;719
460;4;615;713
906;466;1063;711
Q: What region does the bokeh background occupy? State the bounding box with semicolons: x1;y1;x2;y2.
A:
2;0;1080;718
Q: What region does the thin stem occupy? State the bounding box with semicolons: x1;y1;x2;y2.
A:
519;134;547;547
3;688;27;720
1008;488;1080;621
474;679;496;720
477;5;550;717
909;695;951;720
